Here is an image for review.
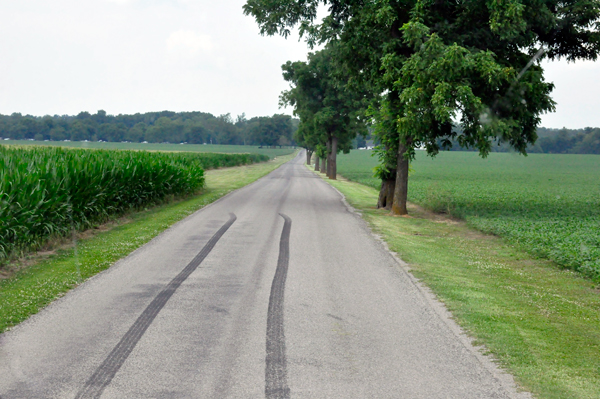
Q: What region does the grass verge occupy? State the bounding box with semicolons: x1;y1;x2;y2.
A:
323;172;600;399
0;152;296;334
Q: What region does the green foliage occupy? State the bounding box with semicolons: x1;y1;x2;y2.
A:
244;0;600;212
0;146;268;265
281;45;367;159
0;111;298;147
2;141;294;158
336;150;600;281
248;114;294;147
415;126;600;155
532;127;600;154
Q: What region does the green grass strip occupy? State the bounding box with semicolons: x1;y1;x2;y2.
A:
323;173;600;399
0;153;296;334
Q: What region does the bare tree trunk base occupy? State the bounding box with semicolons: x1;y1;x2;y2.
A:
377;180;395;210
391;202;408;216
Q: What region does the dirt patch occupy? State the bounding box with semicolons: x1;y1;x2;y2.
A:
407;202;461;224
405;202;497;242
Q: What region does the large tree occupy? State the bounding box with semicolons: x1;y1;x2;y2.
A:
281;46;367;179
244;0;600;214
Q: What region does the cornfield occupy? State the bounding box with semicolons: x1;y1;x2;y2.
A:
0;146;267;264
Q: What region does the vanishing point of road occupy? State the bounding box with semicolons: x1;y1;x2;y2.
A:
0;152;530;398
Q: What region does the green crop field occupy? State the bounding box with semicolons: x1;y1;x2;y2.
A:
336;150;600;281
0;145;268;266
1;140;294;158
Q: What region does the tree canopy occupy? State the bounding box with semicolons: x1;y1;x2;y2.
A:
244;0;600;214
0;111;297;147
281;45;368;178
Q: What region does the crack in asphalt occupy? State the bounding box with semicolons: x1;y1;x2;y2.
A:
75;213;237;399
265;213;292;399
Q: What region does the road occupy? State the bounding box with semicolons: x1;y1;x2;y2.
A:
0;152;530;398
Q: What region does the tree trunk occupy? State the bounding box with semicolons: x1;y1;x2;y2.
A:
329;136;338;179
391;143;409;215
314;156;320;172
377;144;396;209
325;138;331;175
306;150;313;165
321;156;327;173
377;179;396;210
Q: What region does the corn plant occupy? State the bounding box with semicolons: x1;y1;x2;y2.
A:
0;146;267;264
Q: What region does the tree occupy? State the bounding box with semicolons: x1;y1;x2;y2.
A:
70;120;92;141
49;126;67;141
93;110;107;125
294;120;318;165
40;116;55;140
573;128;600;154
125;122;146;143
184;123;208;144
215;114;242;145
280;46;367;179
250;114;293;147
20;117;41;139
278;135;291;147
145;117;180;143
245;0;600;214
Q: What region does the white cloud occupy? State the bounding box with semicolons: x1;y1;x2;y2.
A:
105;0;136;5
166;30;213;60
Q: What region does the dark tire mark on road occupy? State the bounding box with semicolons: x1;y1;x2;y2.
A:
75;213;237;399
265;213;291;399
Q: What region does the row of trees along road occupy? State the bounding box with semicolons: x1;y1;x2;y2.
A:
280;47;369;179
0;111;297;148
244;0;600;215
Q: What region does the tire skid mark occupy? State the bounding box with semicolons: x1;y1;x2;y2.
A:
75;213;237;399
265;213;292;399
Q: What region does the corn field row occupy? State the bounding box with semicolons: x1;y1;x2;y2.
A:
0;146;268;265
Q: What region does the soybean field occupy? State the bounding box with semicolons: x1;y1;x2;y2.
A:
0;145;268;265
336;150;600;281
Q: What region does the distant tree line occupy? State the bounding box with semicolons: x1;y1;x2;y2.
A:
438;127;600;155
531;127;600;154
0;111;297;147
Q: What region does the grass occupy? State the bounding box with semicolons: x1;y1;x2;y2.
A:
2;140;295;158
322;172;600;399
336;150;600;281
0;152;296;334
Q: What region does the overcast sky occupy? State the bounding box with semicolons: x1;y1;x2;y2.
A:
0;0;598;129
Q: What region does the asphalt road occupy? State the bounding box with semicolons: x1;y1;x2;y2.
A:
0;152;531;398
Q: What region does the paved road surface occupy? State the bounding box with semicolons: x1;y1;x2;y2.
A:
0;152;530;398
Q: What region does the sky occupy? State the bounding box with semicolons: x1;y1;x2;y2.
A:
0;0;599;129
